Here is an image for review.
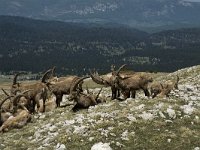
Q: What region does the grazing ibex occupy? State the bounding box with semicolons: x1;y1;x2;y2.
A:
10;69;52;113
47;67;84;107
112;64;153;99
69;76;102;111
150;82;163;98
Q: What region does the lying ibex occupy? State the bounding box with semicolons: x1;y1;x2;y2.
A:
10;69;52;113
48;67;84;107
112;64;153;99
69;76;103;111
90;65;124;100
0;96;14;126
156;75;179;98
0;92;31;132
0;107;31;133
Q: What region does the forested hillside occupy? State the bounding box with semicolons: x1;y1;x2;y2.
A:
0;16;200;74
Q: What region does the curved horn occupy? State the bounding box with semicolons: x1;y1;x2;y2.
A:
116;64;127;76
1;88;10;97
70;76;89;94
0;96;14;110
174;75;180;89
160;83;164;89
13;90;32;107
13;73;22;85
176;75;180;83
51;66;56;78
95;87;103;101
41;69;53;83
12;95;26;107
89;70;109;86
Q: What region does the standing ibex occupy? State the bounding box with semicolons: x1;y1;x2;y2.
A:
69;76;103;111
47;67;84;107
112;64;153;99
10;69;52;113
90;65;125;100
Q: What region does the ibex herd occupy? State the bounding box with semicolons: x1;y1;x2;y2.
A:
0;64;179;133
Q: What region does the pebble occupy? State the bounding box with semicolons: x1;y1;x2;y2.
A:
56;143;66;150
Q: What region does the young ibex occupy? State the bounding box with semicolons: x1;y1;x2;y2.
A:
10;69;52;113
112;64;153;99
69;76;102;112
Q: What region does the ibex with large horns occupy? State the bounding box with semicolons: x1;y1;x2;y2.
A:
47;67;84;107
69;76;103;111
112;64;153;99
90;65;125;100
0;91;32;132
10;69;52;113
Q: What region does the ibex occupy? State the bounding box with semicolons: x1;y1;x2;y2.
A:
112;64;153;99
0;107;31;133
10;69;52;113
0;92;31;132
47;67;84;107
150;82;163;98
90;65;125;100
156;75;179;98
69;76;103;112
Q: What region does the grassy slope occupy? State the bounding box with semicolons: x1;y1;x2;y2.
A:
0;66;200;150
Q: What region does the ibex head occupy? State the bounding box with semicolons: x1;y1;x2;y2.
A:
111;64;127;87
69;76;89;101
89;69;110;86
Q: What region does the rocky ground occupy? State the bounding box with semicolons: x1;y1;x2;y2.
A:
0;65;200;150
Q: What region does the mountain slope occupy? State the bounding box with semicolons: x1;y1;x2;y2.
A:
0;65;200;149
1;0;200;29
